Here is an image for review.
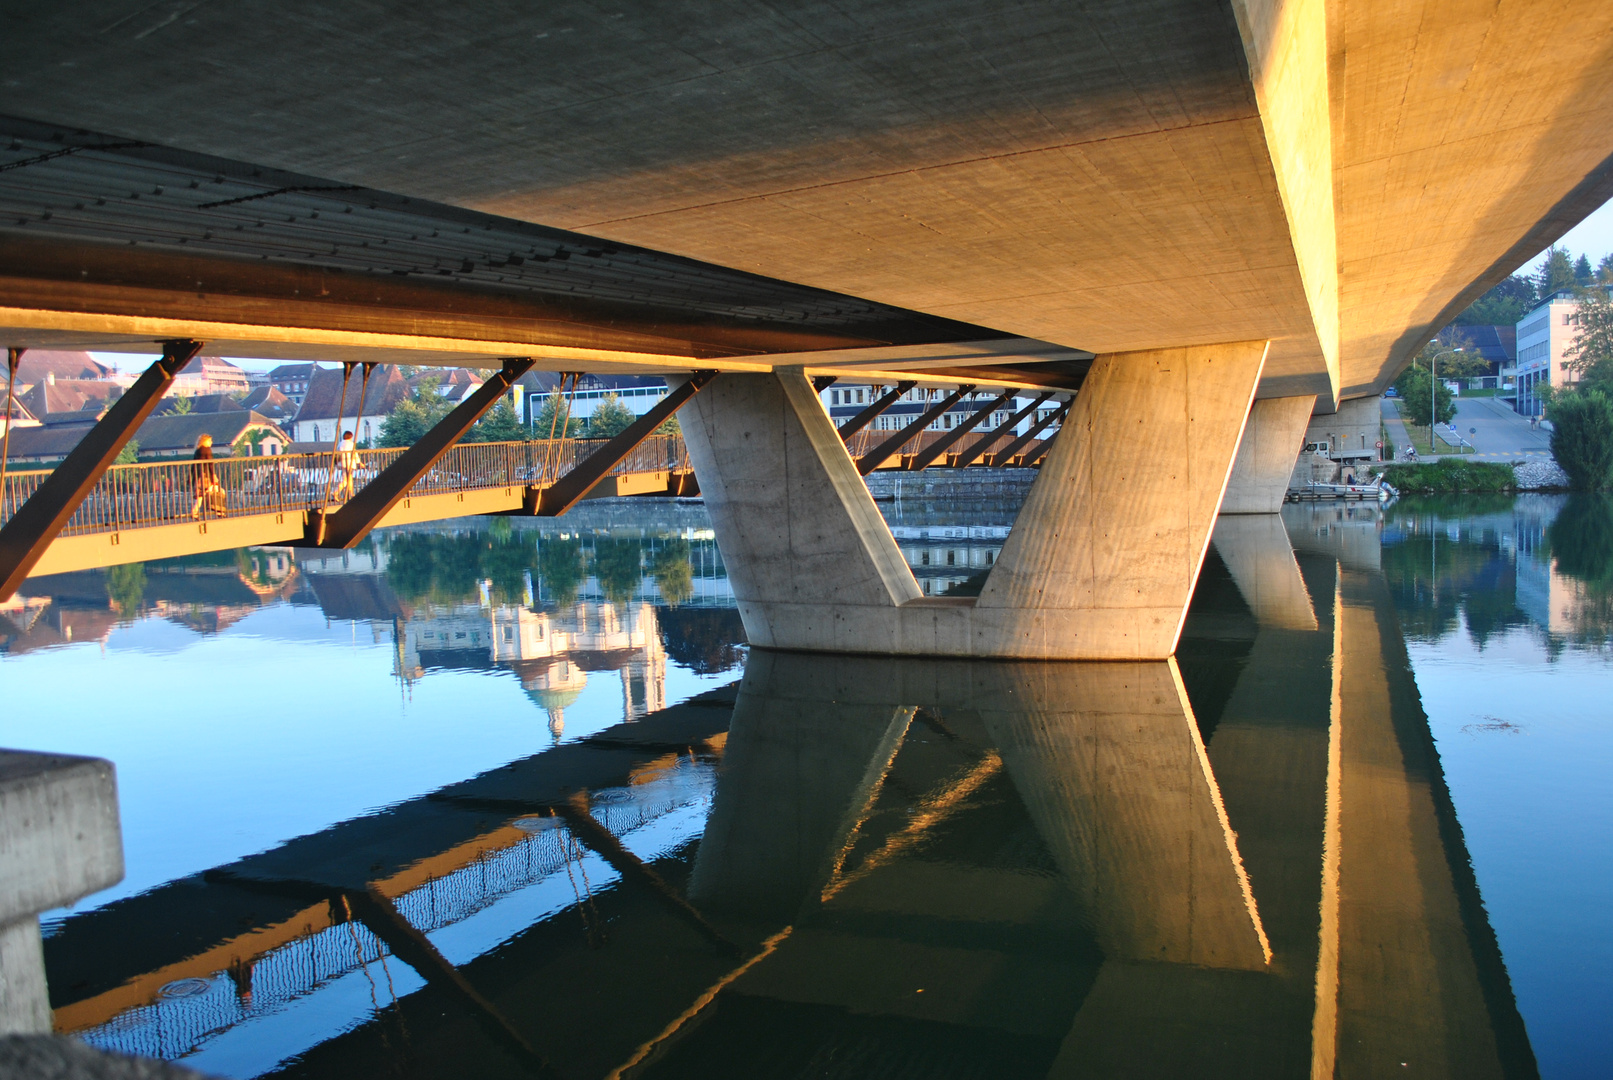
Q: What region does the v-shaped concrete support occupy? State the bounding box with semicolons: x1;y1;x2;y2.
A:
682;342;1267;660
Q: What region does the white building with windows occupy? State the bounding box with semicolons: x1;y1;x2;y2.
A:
1514;286;1609;417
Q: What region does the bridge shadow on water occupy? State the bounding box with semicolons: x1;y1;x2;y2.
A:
24;507;1542;1079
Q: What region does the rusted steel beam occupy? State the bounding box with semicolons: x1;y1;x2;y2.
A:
0;340;201;601
856;385;974;476
987;400;1069;467
837;380;916;440
952;391;1052;469
535;371;715;516
308;357;536;548
906;389;1017;470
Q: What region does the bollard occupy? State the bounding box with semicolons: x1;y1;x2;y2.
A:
0;751;123;1035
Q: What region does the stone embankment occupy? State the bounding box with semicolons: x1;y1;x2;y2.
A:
1512;459;1571;491
864;468;1038;502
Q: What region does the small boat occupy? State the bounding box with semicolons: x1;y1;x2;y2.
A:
1287;480;1398;502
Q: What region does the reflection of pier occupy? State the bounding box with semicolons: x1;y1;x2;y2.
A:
28;512;1535;1077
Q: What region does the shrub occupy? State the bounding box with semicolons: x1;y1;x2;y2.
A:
1381;459;1515;493
1546;389;1613;490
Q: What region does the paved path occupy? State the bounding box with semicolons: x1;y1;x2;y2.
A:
1450;395;1553;459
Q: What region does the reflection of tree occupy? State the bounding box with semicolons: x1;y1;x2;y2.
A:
480;528;536;606
106;562;146;616
385;533;482;605
657;608;747;674
537;537;585;608
1380;507;1531;647
1548;496;1613;642
592;539;643;604
649;539;693;606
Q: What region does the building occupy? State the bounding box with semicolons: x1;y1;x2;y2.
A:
268;363;321;407
1514;286;1611;417
290;364;409;444
154;393;245;416
1;396;40;434
239;385;296;425
412;367;485;406
12;350;114;385
18;375;124;425
0;410;289;464
170;356;252;396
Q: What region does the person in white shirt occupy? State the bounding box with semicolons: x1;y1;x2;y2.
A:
335;430;358;499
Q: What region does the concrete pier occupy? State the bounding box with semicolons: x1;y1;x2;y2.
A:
683;341;1267;660
0;751;122;1035
1221;395;1317;514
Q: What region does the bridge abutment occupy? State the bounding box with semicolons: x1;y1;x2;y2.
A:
682;341;1267;659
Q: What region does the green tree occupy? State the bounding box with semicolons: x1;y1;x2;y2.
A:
480;526;536;605
649;538;693;606
377;377;454;447
1547;389;1613;490
1453;273;1536;327
113;440;140;465
586;393;635;438
469;398;527;443
1537;245;1578;296
168;394;193;415
1417;335;1490;380
1393;363;1456;429
1576;254;1595;286
531;390;582;439
1563;285;1613;390
1598;253;1613;285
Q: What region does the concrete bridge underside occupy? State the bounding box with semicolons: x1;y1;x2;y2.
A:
2;0;1611;657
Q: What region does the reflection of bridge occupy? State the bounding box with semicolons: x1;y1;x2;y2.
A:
24;513;1537;1077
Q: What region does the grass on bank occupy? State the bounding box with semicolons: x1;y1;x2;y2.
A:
1397;420;1476;454
1380;458;1516;493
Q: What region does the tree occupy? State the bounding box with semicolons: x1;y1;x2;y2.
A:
377;376;453;447
1576;254;1595;286
537;536;585;607
168;394;193;415
591;538;642;604
1393;364;1455;429
586;393;635;438
1418;335;1490;380
531;390;582;439
469;398;527;443
1537;245;1578;297
1453;272;1536;327
1598;253;1613;285
649;538;693;606
1546;389;1613;490
113;440;140;465
1563;285;1613;390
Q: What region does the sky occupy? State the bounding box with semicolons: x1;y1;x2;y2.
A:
87;195;1613;375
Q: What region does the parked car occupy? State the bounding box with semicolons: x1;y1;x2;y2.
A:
1383;387;1398;398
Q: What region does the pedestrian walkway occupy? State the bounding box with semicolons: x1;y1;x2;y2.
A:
1381;395;1553;462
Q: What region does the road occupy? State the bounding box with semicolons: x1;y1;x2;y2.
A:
1380;396;1551;461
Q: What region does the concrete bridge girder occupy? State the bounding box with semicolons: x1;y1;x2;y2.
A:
682;342;1266;661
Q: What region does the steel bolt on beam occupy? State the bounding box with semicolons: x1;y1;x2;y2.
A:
0;340;202;601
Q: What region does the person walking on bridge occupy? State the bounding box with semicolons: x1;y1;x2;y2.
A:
190;433;224;519
335;429;359;500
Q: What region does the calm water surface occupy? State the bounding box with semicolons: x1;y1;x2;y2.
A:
0;494;1608;1079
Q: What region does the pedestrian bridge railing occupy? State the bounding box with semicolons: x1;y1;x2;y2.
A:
0;435;691;540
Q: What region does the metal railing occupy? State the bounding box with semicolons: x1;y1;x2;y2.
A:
0;435;692;539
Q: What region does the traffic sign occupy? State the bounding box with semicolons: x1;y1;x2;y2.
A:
1375;441;1382;449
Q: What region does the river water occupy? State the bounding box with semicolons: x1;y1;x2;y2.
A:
1;493;1608;1079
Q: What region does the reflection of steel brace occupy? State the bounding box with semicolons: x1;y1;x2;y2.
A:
304;358;535;548
0;340;202;601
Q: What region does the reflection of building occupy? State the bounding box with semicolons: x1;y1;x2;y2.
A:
891;524;1009;595
399;601;667;735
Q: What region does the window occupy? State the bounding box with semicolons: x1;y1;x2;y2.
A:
921;551;931;565
832;390;840;405
856;389;864;404
946;550;956;566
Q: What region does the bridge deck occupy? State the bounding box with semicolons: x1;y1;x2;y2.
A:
2;425;1042;577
